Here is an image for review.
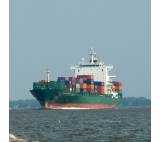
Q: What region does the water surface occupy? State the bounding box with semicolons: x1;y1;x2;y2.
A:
9;107;151;142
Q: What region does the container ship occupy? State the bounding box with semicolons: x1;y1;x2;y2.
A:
30;47;122;109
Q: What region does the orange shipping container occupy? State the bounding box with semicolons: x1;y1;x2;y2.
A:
87;84;94;89
87;75;94;80
115;86;122;90
39;80;48;82
71;81;76;85
80;84;87;88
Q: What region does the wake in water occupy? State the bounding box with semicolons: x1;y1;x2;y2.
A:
9;134;39;142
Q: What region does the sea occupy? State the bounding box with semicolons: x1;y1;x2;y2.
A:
9;107;151;142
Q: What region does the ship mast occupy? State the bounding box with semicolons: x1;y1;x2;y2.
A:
89;47;96;64
46;69;50;82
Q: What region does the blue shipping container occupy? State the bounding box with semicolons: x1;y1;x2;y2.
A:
84;80;94;84
80;88;87;92
94;81;104;86
115;90;122;93
65;80;71;84
57;79;65;82
76;79;83;84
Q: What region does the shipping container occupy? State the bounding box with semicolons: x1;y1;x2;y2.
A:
39;80;48;83
98;86;104;90
71;81;76;85
66;84;72;88
76;78;83;84
87;84;94;89
80;88;87;92
115;86;122;90
115;90;122;93
69;77;76;82
84;80;94;84
87;88;94;93
72;85;76;89
80;83;87;88
57;77;65;80
94;81;104;86
57;78;65;82
116;82;122;86
65;80;71;84
87;75;94;80
76;84;80;88
64;77;68;80
98;89;105;94
77;75;88;79
112;81;117;85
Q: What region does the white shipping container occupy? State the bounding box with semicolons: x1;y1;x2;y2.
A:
65;77;69;80
76;84;80;88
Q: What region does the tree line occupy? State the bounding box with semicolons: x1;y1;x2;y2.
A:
118;97;151;107
9;97;151;108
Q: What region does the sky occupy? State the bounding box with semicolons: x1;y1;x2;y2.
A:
9;0;151;100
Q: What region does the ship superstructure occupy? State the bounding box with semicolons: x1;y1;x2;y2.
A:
70;47;117;96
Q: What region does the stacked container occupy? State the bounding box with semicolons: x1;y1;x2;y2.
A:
85;75;94;93
75;78;80;92
94;84;98;93
69;77;76;85
57;77;65;82
112;81;122;94
80;83;87;93
39;80;48;83
64;80;72;91
77;75;88;80
94;81;105;94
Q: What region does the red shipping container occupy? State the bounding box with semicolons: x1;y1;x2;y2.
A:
98;89;105;94
87;88;94;93
118;82;122;86
98;86;104;90
69;77;76;82
66;84;72;88
112;81;118;86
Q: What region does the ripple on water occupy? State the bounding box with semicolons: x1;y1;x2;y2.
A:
9;108;151;142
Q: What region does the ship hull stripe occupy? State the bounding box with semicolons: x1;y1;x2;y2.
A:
44;103;116;109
